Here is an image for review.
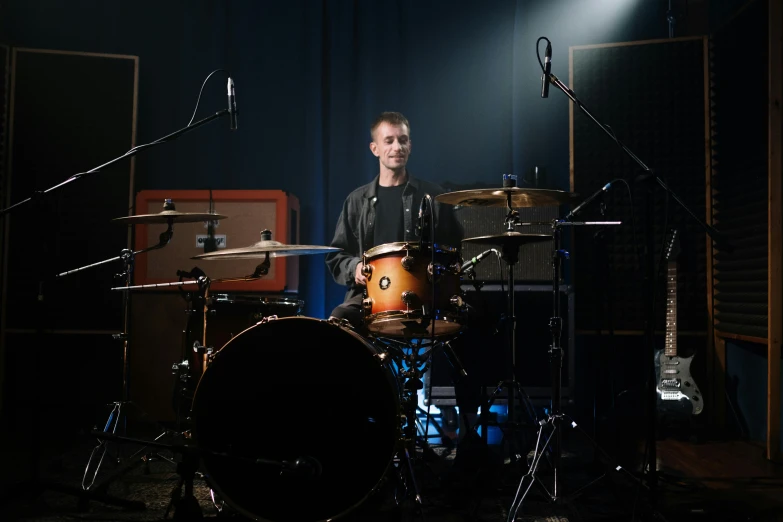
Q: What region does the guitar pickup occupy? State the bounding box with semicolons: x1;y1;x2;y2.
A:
661;378;681;388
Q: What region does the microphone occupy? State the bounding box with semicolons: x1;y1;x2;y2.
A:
417;194;432;242
227;77;237;130
460;249;494;273
541;42;552;98
565;181;613;220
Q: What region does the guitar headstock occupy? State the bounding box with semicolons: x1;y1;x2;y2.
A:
665;228;681;261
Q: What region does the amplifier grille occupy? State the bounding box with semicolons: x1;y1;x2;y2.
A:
453;206;559;282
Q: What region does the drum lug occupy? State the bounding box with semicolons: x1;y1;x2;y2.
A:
361;263;373;278
374;351;391;366
427;262;445;283
401;255;414;271
193;340;214;356
327;316;353;330
401;291;417;306
362;297;373;315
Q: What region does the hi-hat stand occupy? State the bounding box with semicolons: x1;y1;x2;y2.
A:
469;184;544;466
75;221;176;492
506;216;630;522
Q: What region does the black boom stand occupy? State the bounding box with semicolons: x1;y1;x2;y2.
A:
539;36;731;512
0;105;233;511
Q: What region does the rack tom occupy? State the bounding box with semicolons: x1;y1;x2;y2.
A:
361;242;464;338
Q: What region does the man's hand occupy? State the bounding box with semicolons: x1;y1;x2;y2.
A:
355;262;367;286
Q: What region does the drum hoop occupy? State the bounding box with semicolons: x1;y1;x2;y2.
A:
211;294;305;307
363;241;458;258
191;316;401;522
365;310;464;337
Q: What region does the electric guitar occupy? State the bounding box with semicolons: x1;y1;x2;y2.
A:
654;229;703;418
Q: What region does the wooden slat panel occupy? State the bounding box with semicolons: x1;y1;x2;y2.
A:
766;0;782;463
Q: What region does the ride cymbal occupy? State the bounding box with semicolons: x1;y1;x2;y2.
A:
435;187;576;208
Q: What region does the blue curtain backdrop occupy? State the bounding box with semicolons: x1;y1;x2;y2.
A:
0;0;673;319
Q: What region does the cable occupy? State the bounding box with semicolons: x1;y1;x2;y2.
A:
66;69;230;184
536;36;551;73
187;69;229;126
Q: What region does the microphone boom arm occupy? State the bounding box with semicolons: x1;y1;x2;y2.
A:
1;109;230;217
543;70;731;251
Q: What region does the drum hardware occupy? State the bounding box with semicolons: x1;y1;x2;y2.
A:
537;38;732;513
451;175;556;467
60;216;179;492
0;83;235;510
506;216;624;521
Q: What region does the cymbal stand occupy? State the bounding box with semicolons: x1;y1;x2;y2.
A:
78;221;175;492
506;217;628;522
470;190;539;466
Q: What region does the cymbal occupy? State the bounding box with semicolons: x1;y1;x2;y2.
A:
462;232;553;247
191;240;341;260
435;187;577;208
113;210;228;224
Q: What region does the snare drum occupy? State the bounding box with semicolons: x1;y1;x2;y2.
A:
361;242;464;338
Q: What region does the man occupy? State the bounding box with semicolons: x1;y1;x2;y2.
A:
325;111;463;327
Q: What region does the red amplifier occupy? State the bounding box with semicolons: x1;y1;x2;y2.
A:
132;190;300;292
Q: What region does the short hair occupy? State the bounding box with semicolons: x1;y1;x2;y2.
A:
370;112;410;140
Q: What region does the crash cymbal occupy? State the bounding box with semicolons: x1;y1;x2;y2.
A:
113;210;228;225
435;187;577;208
462;232;553;247
192;240;341;260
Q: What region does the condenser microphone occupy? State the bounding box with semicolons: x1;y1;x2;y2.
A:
227;77;237;130
460;249;494;273
541;42;552;98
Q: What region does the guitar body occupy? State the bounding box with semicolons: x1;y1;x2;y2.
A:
654;349;703;419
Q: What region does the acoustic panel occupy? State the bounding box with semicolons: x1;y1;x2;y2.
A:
2;48;137;331
570;37;709;333
710;0;769;339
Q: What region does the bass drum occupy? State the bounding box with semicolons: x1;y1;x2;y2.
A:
191;317;401;522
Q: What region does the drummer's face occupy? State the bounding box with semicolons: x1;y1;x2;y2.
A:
370;122;411;172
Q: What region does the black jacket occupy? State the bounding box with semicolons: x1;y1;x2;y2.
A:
325;173;463;300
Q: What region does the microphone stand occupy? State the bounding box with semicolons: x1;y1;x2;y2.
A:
0;109;231;510
543;59;732;510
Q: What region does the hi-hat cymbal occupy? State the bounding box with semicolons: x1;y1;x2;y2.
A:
435;187;577;208
463;232;553;247
113;210;228;225
192;240;341;260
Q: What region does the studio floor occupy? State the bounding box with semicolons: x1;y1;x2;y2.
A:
0;408;782;522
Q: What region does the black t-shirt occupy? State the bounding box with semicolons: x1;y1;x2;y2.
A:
373;184;406;247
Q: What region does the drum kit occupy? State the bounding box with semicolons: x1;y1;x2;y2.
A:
70;176;620;521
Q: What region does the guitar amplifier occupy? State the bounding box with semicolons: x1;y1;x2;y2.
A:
453;206;559;282
132;190;300;292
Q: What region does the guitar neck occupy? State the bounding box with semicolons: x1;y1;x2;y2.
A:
665;260;677;357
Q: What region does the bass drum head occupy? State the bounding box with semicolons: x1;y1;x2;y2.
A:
192;317;400;522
